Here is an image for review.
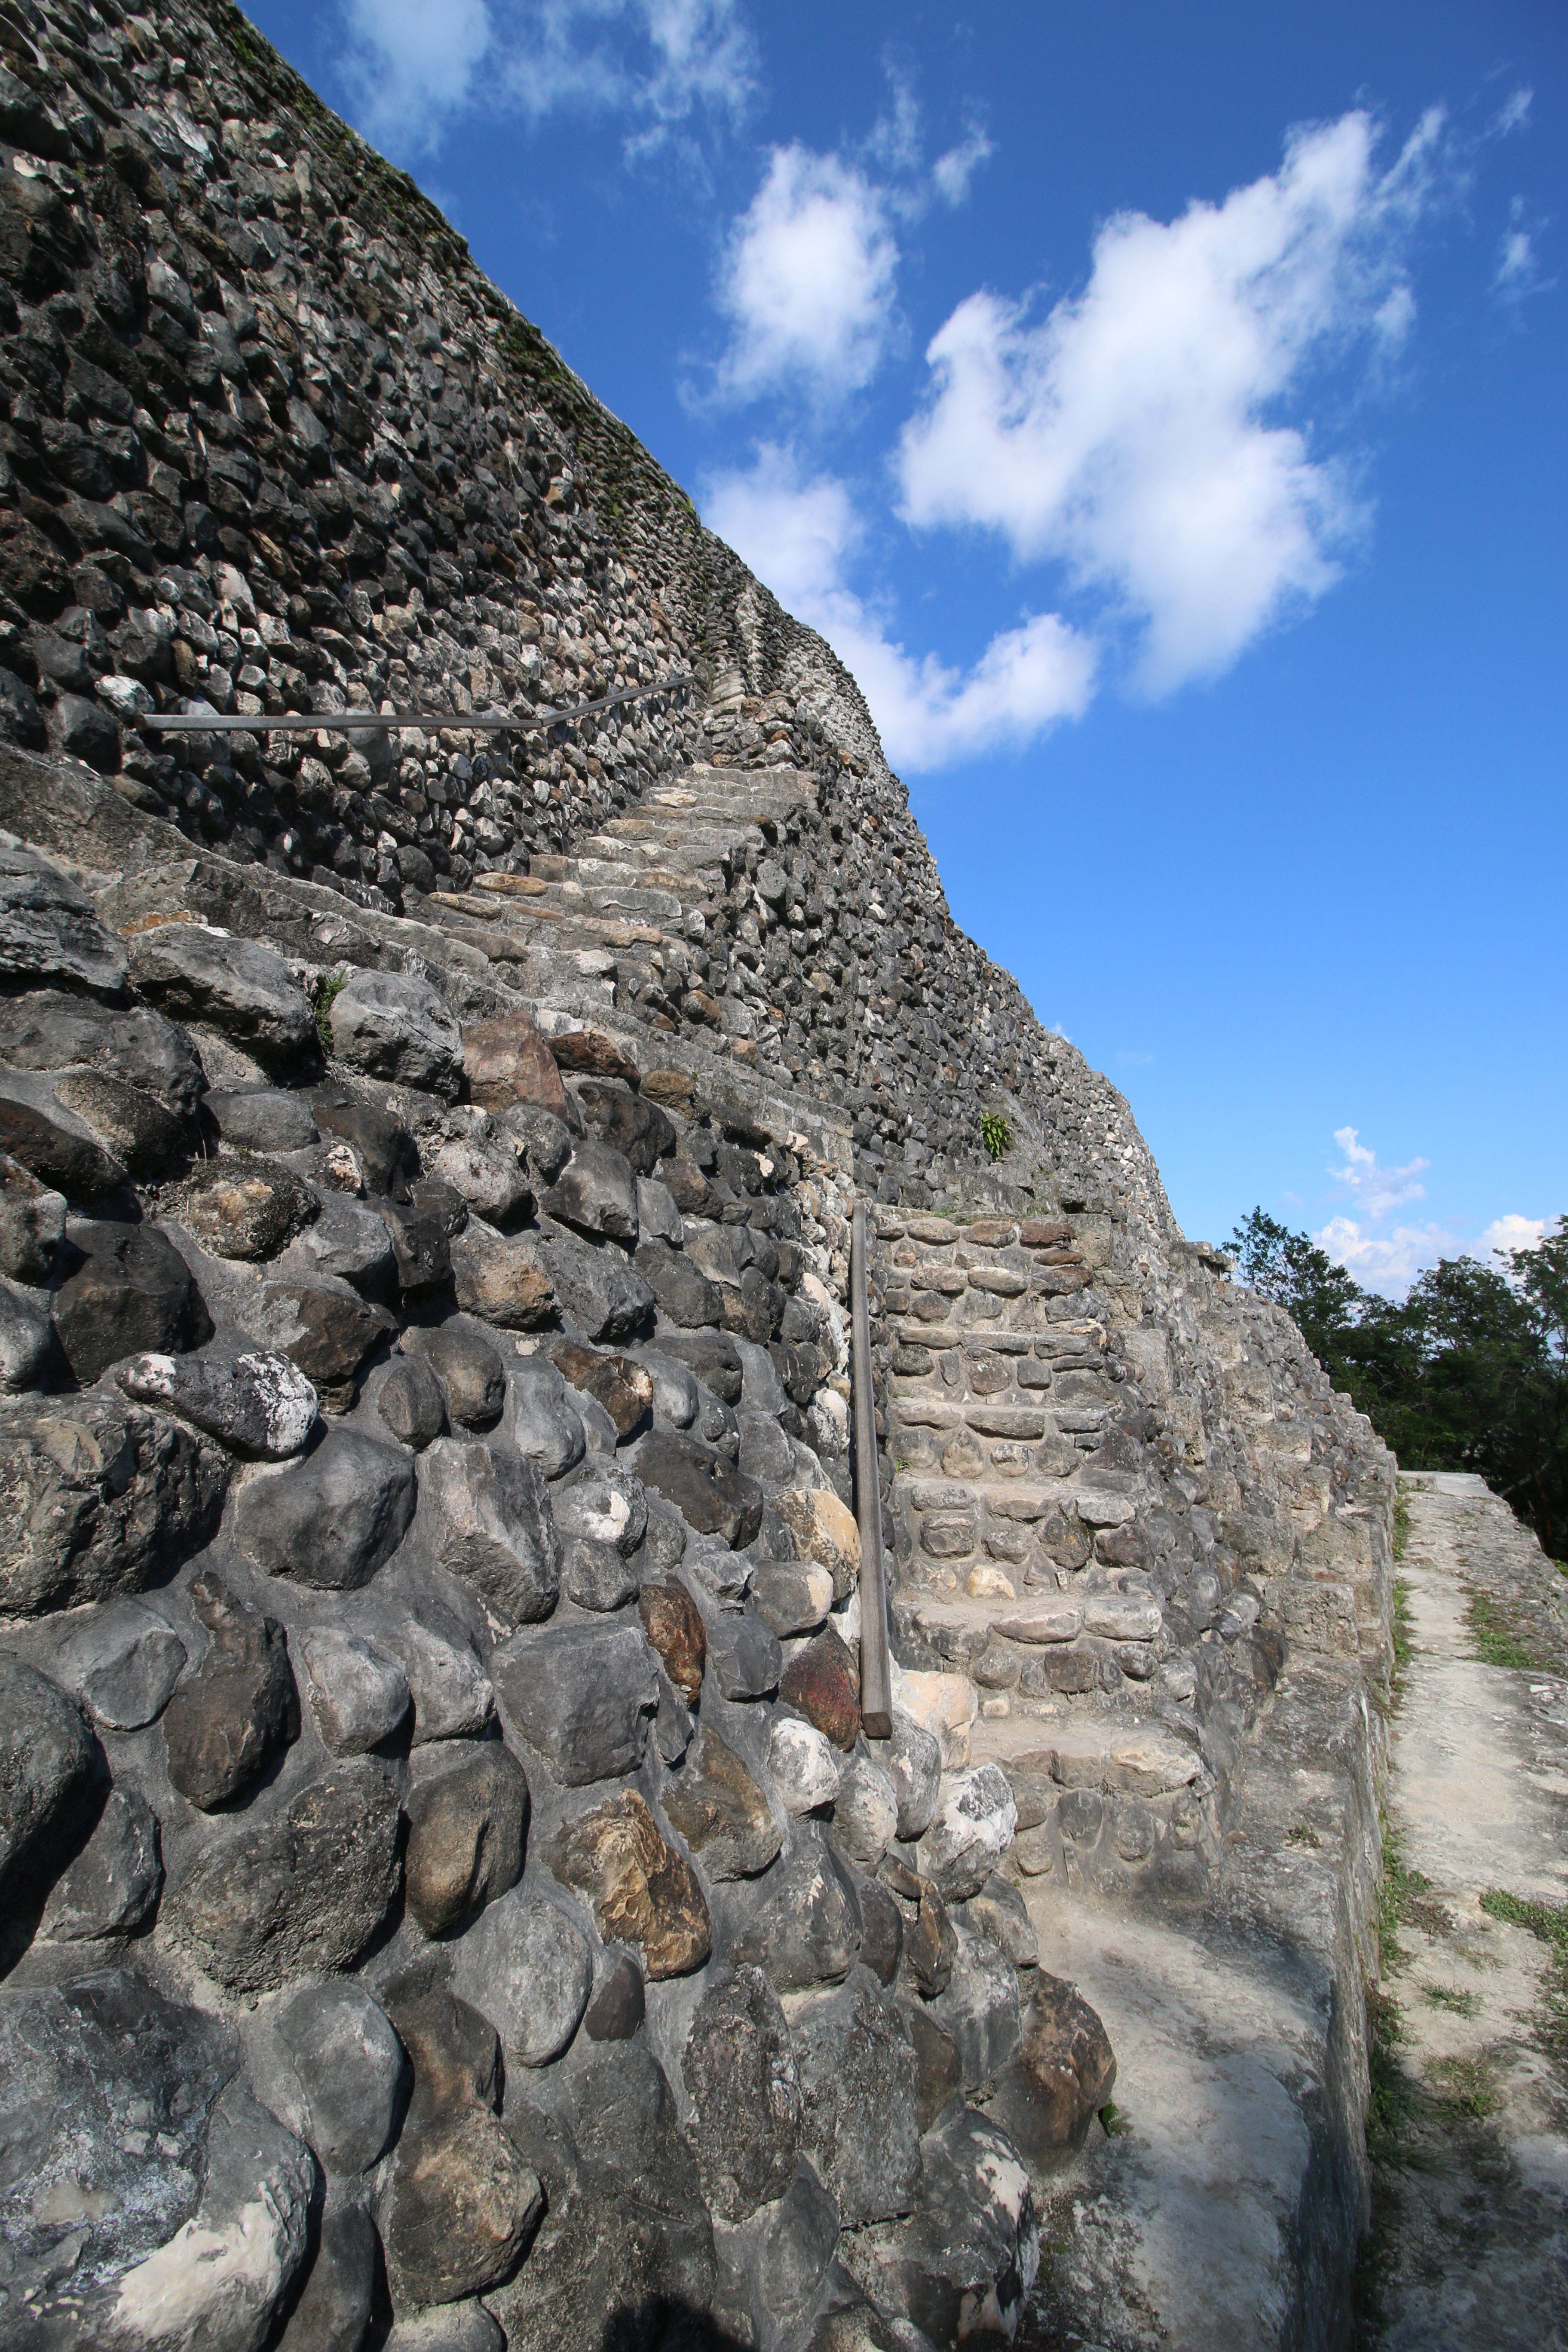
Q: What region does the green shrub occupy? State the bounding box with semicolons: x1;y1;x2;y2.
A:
980;1109;1014;1162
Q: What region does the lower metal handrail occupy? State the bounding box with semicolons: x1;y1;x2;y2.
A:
851;1197;893;1738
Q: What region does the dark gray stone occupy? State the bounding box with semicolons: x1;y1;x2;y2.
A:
312;1089;420;1200
278;2196;377;2352
241;1277;397;1401
451;1887;592;2066
960;1873;1039;1971
683;1962;800;2221
0;1654;99;1893
377;1611;494;1743
205;1085;319;1153
265;1980;409;2173
382;2296;504;2352
38;1785;163;1941
584;1950;645;2041
636;1175;682;1246
329;967;463;1099
661;1721;782;1879
178;1157;319;1261
129;923;317;1069
0;989;205;1118
418;1437;560;1626
52;1215;210;1383
378;1354;448;1449
537;1228;654;1342
383;2098;544;2307
404;1741;529;1938
793;1966;922;2224
161;1569;299;1810
277;1190;398;1291
573;1079;677;1174
698;1596;783;1702
728;1844;862;1993
48;1064;190;1182
561;1536;640;1611
637;1429;764;1548
750;1562;831;1638
503;1102;573;1183
738;1408;796;1491
633;1238;723;1328
0;1271;52;1389
234;1428;416;1590
376;1200;452;1294
402;1321;506;1428
0;1148;66;1281
504;1355;586;1479
47;689;120;771
0;1066;127;1201
492;1617;656;1784
655;1330;744;1403
116;1346;318;1458
542;1135;640;1243
0;845;127;996
843;2106;1039;2349
927;1925;1023;2091
0;1392;227;1614
553;1464;649;1556
55;1600;187;1730
166;1758;402;1994
857;1876;904;1988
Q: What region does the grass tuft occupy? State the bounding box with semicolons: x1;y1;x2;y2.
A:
1480;1887;1568;2060
1467;1592;1544;1672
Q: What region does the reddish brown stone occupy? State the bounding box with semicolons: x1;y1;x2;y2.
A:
551;1340;654;1439
992;1971;1117;2166
462;1011;569;1117
661;1724;782;1880
779;1626;861;1752
638;1580;706;1701
548;1027;640;1087
1018;1219;1072;1250
548;1788;712;1979
657;1157;717;1216
640;1069;701;1116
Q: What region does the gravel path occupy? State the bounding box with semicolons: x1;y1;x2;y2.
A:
1360;1471;1568;2346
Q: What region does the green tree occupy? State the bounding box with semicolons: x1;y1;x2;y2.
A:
1226;1207;1363;1375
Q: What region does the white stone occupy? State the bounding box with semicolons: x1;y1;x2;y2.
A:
768;1715;843;1813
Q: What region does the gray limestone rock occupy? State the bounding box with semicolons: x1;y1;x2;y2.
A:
960;1873;1039;1971
431;1120;533;1227
402;1321;506;1429
329;968;464;1100
0;1066;127;1200
542;1135;640;1243
492;1617;656;1785
0;1148;66;1281
728;1844;862;1993
927;1925;1023;2092
769;1715;843;1814
166;1758;402;1994
635;1344;701;1427
240;1277;398;1401
683;1962;801;2222
636;1174;683;1246
452;1887;592;2066
916;1764;1019;1902
503;1355;587;1479
48;1064;190;1183
263;1980;409;2174
633;1237;723;1328
553;1464;649;1556
418;1437;560;1626
561;1537;640;1611
38;1785;163;1941
0;848;127;995
698;1595;782;1701
0;1393;227;1615
738;1407;796;1491
404;1740;528;1937
793;1966;922;2225
661;1721;783;1880
843;2105;1039;2349
884;1712;942;1843
276;1190;398;1290
831;1752;900;1872
205;1084;319;1153
129;922;316;1069
234;1429;416;1591
52;1215;211;1383
857;1877;904;1989
383;2100;543;2309
178;1157;320;1262
637;1428;764;1548
0;1271;52;1388
378;1614;494;1743
278;2196;378;2352
378;1354;449;1449
735;1336;790;1418
383;2300;505;2352
297;1626;411;1755
537;1228;654;1342
449;1228;555;1329
0;1654;99;1893
161;1569;299;1811
55;1600;188;1729
116;1346;318;1458
750;1562;832;1638
0;990;205;1121
655;1331;744;1404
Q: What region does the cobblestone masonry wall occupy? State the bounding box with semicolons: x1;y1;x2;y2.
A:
0;6;1398;2347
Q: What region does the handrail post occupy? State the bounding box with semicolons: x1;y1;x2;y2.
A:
851;1197;893;1737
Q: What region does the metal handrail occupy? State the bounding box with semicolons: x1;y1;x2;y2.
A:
139;674;695;733
851;1197;893;1738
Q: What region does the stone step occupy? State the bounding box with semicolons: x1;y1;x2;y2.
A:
970;1712;1201;1796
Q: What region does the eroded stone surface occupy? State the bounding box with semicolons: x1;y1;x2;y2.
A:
549;1787;713;1977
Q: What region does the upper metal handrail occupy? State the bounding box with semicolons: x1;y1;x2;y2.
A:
140;673;695;733
851;1196;893;1738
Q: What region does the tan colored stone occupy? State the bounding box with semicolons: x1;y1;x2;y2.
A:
772;1487;861;1601
462;1010;570;1116
548;1788;713;1979
450;1231;554;1328
638;1579;706;1700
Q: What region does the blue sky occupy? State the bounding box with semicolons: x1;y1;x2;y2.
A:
244;0;1566;1287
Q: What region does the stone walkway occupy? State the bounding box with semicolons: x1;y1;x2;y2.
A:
1359;1471;1568;2346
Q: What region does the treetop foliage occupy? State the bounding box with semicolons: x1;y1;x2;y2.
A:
1227;1207;1568;1560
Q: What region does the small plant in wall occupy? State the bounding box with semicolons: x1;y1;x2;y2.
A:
980;1109;1014;1162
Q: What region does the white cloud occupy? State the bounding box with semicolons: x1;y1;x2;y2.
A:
1315;1214;1449;1294
1494;196;1553;306
1492;87;1533;138
715;146;899;403
704;443;1095;770
897;109;1450;691
933;123;994;208
1478;1213;1547;1262
340;0;755;158
1328;1124;1429;1220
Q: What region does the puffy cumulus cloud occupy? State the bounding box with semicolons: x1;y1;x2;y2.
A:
704;444;1095;771
897;109;1451;691
1328;1125;1429;1220
340;0;755;159
714;146;899;403
1477;1213;1547;1262
1314;1214;1449;1295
